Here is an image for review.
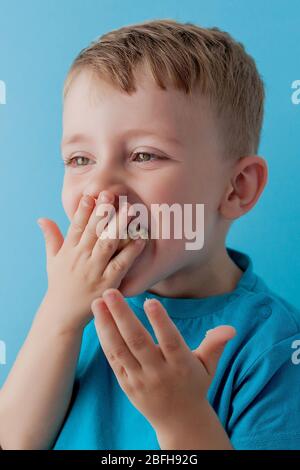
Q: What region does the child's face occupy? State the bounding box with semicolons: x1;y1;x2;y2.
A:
61;68;231;297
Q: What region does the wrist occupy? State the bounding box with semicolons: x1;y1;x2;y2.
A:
155;399;233;450
35;291;88;338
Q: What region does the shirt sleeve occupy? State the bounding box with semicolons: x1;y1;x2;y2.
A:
227;332;300;450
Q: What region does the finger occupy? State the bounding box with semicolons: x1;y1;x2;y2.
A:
101;237;147;286
102;201;131;243
193;325;236;377
37;218;64;258
79;191;116;250
87;202;127;268
143;298;191;366
92;206;143;276
92;297;141;376
64;195;95;246
101;289;163;369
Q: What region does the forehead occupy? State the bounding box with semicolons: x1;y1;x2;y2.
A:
62;68;214;146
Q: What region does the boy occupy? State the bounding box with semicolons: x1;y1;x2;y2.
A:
0;19;299;450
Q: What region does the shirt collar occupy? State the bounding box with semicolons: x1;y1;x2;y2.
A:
126;247;257;319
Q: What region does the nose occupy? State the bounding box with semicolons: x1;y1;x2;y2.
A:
83;186;129;211
81;166;152;236
82;166;129;210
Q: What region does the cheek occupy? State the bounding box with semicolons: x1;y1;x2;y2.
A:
153;166;203;207
61;180;81;221
149;237;199;283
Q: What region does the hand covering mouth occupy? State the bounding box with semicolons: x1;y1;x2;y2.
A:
115;224;149;254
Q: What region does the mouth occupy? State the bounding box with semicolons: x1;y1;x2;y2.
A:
94;193;150;251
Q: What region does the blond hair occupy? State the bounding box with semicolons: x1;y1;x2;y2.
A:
63;19;265;160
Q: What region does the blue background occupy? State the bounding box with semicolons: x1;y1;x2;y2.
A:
0;0;299;386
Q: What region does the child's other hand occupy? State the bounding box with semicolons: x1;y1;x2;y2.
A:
91;288;236;435
37;192;147;334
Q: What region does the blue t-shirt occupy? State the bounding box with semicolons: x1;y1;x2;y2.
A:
52;247;300;450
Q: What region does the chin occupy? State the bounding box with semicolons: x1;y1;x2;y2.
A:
117;262;149;298
115;240;152;297
118;274;150;298
117;250;155;297
118;280;143;298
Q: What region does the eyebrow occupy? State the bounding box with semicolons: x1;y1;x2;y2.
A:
61;129;183;148
61;133;94;148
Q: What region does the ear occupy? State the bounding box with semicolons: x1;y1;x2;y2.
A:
219;155;268;220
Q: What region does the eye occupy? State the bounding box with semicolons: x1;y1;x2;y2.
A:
63;156;92;167
131;152;166;163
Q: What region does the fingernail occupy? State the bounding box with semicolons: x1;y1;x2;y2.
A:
103;289;117;301
143;297;151;306
82;195;94;207
144;299;158;311
100;191;111;202
135;238;146;247
94;298;105;311
205;329;214;337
